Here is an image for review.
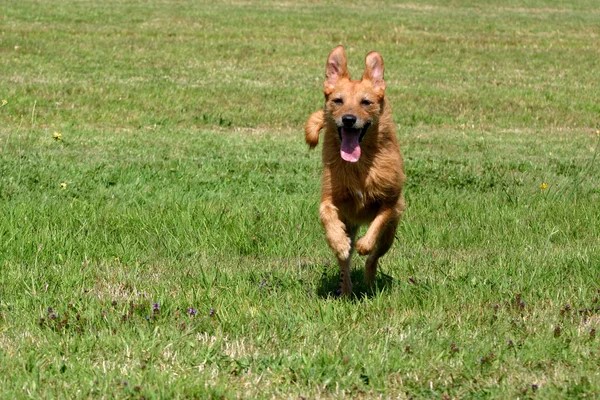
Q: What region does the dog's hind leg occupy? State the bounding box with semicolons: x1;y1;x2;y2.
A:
320;202;356;296
360;197;404;286
336;223;358;296
364;220;398;286
337;257;352;297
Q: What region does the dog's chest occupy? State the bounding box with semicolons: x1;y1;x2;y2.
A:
342;185;374;211
336;186;379;222
353;189;364;202
335;167;378;202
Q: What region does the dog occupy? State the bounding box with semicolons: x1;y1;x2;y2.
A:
305;45;405;296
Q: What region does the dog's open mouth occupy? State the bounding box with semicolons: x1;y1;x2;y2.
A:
338;124;370;163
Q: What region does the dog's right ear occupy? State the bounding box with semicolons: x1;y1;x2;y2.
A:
324;46;348;95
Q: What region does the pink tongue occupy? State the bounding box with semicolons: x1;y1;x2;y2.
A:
340;129;361;162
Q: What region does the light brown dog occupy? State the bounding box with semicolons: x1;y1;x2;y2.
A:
305;45;405;296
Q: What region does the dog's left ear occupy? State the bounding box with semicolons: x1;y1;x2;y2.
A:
363;51;386;93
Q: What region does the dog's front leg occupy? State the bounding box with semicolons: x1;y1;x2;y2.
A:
355;203;401;257
319;202;354;296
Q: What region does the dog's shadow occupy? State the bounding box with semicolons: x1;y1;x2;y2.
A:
316;264;394;300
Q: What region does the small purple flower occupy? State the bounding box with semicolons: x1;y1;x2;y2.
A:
47;307;57;320
187;307;197;316
152;303;160;313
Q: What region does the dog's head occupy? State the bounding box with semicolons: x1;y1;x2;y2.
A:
323;46;386;163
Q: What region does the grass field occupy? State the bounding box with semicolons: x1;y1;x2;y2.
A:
1;1;599;398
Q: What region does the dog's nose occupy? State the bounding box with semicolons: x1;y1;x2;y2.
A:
342;115;357;127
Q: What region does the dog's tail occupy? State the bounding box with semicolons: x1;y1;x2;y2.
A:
304;110;324;149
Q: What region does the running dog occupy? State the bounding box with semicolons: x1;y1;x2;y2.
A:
305;45;405;296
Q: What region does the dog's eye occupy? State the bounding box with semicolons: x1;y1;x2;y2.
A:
332;98;344;105
361;99;373;106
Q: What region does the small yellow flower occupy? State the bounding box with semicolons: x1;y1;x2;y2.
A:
60;182;67;190
1;99;7;107
540;182;549;191
52;131;62;141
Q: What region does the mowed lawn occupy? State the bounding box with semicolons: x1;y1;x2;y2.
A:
1;1;599;398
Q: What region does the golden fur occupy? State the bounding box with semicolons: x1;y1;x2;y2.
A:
305;46;405;296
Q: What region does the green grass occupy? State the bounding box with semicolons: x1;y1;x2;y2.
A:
1;1;599;398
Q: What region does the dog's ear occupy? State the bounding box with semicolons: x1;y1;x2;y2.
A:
363;51;386;93
324;46;348;94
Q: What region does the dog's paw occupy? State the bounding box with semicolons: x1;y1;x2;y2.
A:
326;230;352;260
336;281;353;297
356;236;375;256
333;235;352;260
